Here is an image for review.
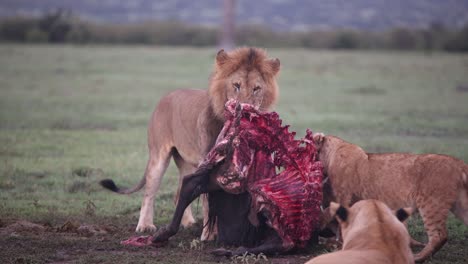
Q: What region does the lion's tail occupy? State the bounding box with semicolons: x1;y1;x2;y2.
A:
100;176;146;194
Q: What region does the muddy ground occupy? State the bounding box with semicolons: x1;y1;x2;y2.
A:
0;217;325;264
1;216;467;264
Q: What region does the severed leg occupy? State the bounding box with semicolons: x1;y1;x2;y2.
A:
152;166;215;243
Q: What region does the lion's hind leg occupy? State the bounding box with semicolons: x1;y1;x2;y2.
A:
414;200;450;262
136;149;172;233
402;220;426;247
451;170;468;225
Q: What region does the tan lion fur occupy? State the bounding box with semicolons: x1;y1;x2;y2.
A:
104;47;281;240
313;133;468;262
307;200;414;264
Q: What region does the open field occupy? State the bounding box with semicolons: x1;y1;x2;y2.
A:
0;44;467;263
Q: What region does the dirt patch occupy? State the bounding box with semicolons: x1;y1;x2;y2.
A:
0;170;50;190
51;120;116;131
0;219;321;264
72;167;104;178
0;218;466;264
4;220;48;234
349;85;386;95
56;221;115;237
456;84;468;93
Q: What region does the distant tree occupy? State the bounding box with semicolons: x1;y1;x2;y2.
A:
389;28;421;50
39;9;73;43
0;17;37;41
443;23;468;52
422;21;447;53
332;31;360;49
25;27;48;42
65;22;91;44
219;0;236;50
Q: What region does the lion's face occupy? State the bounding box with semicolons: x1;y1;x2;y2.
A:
209;47;280;120
224;68;268;110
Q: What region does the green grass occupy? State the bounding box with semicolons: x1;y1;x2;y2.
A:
0;45;467;263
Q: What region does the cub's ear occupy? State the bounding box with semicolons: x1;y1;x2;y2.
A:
395;207;413;222
268;58;280;75
313;133;325;149
216;49;230;66
330;202;348;222
319;205;334;229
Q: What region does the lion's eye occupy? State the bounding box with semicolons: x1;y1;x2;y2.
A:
253;86;261;94
233;83;241;92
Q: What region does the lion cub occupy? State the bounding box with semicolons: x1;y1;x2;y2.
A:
307;200;414;264
313;133;468;262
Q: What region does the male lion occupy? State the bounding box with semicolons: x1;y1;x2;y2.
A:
313;133;468;262
307;200;414;264
100;47;280;239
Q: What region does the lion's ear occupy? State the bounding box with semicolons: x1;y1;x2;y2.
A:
395;207;413;222
330;202;348;222
268;58;280;75
216;49;230;66
313;133;325;149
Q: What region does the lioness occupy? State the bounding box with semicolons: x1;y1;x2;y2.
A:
100;47;280;239
313;133;468;262
307;200;414;264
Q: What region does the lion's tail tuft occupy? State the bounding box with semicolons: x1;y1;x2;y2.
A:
99;177;146;194
100;179;120;192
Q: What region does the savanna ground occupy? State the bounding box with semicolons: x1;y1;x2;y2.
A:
0;45;467;263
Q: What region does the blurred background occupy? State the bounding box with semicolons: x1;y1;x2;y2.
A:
0;1;467;263
1;0;468;51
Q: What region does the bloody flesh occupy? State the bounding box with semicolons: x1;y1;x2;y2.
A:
200;100;323;249
122;100;323;249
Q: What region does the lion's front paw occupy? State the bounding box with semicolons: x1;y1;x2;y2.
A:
135;223;157;233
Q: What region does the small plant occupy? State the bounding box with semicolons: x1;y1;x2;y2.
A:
72;167;104;178
32;199;40;208
177;241;187;250
231;252;268;264
189;238;204;251
0;159;15;190
67;181;89;193
0;179;15;190
83;199;96;216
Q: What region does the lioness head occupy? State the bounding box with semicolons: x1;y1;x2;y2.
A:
209;47;280;120
328;200;412;246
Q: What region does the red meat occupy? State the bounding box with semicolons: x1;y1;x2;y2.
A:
199;100;323;249
122;100;323;250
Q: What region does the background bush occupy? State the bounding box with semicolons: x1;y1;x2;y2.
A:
0;10;467;51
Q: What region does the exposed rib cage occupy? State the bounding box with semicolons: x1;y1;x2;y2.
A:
200;100;323;248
